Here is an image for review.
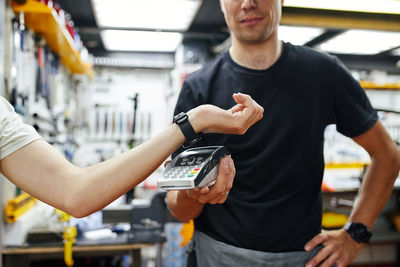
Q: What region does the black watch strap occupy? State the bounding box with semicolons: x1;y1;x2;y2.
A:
173;112;202;148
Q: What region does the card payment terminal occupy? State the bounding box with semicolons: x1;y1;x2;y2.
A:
158;146;230;190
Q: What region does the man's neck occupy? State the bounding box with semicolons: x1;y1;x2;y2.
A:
229;37;282;70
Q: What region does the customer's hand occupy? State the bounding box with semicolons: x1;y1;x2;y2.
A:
184;156;235;205
188;93;264;135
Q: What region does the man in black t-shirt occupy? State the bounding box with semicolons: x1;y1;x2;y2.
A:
166;0;400;266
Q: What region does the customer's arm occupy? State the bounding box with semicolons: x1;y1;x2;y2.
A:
305;120;400;267
0;93;263;218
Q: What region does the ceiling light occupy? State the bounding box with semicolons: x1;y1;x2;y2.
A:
283;0;400;15
101;30;183;52
278;26;324;45
392;47;400;56
92;0;202;31
315;30;400;55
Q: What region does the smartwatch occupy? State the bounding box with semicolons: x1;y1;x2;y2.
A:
173;112;202;148
343;222;372;243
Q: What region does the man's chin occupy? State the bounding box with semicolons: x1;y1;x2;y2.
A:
238;35;270;45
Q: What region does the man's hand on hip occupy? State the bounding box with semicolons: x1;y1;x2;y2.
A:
305;229;364;267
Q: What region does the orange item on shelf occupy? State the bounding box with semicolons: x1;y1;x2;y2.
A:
321;181;336;192
180;220;194;247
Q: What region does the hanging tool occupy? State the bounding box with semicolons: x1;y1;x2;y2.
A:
119;111;123;136
329;197;354;209
10;19;20;108
34;41;51;109
95;105;100;137
35;41;44;102
126;112;132;142
18;11;25;51
104;110;108;136
63;226;77;267
129;93;139;139
126;95;139;203
147;112;152;141
55;209;77;267
43;46;51;109
112;111;116;136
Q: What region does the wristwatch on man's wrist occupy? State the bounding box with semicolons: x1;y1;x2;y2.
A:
343;222;372;243
173;112;202;148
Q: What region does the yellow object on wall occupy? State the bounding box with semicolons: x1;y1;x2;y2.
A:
322;211;349;229
55;209;72;222
180;220;194;247
63;226;77;267
5;192;37;223
55;209;76;266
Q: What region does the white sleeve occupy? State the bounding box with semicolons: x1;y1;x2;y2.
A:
0;96;41;159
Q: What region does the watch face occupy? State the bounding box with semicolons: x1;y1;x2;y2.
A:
351;223;371;242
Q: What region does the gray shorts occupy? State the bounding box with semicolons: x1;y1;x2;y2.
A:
186;230;322;267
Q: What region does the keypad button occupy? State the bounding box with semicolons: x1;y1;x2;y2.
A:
187;156;196;165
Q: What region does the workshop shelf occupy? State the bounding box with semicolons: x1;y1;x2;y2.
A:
325;162;369;169
12;0;93;78
361;80;400;90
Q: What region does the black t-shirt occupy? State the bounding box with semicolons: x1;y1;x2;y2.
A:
172;42;378;252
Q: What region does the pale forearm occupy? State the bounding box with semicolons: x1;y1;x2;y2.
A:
349;151;400;228
167;190;204;221
75;124;185;216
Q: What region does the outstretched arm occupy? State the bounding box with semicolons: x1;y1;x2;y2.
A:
0;93;263;218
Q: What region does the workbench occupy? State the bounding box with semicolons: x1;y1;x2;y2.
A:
2;232;164;267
